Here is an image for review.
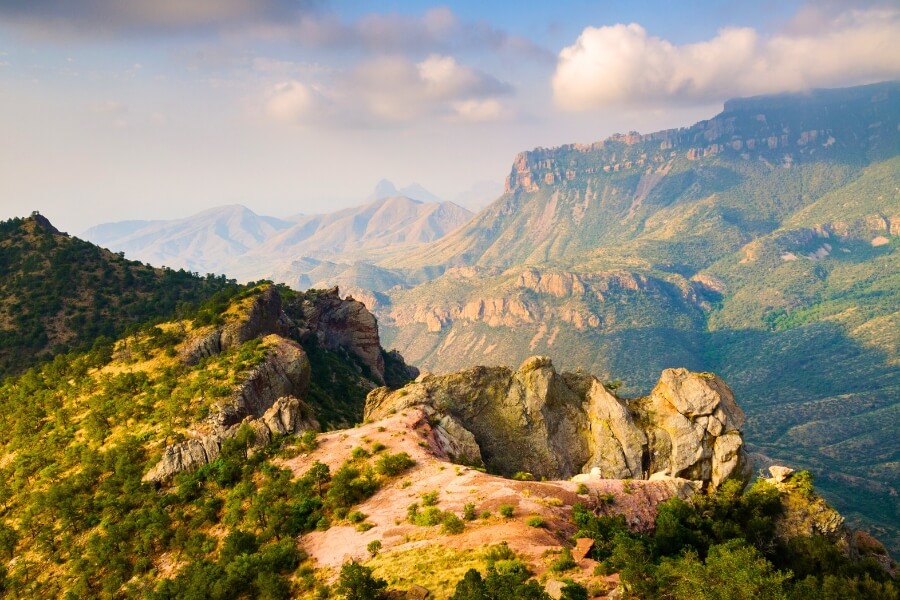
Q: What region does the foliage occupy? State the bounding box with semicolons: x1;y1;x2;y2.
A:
336;561;387;600
374;452;415;476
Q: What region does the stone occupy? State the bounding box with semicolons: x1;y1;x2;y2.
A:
769;465;795;483
364;358;750;490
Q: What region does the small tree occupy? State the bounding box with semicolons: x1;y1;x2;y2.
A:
337;561;387;600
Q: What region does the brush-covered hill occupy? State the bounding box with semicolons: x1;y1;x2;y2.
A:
371;82;900;552
0;214;241;378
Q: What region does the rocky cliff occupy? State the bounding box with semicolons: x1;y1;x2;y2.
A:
366;356;750;490
145;284;407;483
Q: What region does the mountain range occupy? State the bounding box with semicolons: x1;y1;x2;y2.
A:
81;183;474;283
0;227;893;596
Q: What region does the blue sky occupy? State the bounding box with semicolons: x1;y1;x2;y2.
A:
1;0;898;232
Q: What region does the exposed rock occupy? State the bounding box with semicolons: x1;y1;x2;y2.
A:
432;413;483;467
545;580;565;600
291;287;386;383
365;357;750;490
768;465;795;483
143;396;318;484
405;584;430;600
212;335;311;431
181;285;286;365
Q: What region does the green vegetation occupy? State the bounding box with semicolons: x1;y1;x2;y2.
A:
0;215;240;378
572;478;897;599
499;504;514;518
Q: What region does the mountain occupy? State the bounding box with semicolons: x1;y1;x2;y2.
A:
80;204;294;275
366;178;443;203
0;213;238;377
371;81;900;551
224;195;472;285
82;197;473;286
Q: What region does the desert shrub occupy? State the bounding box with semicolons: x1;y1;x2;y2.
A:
336;561;387;600
499;504;514;518
462;503;476;521
550;548;576;573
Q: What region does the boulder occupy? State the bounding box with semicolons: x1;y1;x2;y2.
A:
364;358;751;490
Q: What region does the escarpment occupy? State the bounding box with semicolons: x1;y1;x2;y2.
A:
366;356;751;490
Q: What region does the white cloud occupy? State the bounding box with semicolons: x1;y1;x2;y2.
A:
263;54;511;126
265;80;320;122
553;7;900;110
451;99;509;123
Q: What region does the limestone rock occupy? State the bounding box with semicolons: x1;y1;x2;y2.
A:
365;357;750;490
432;413;483;467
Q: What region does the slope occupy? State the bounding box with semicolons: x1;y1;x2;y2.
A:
0;214;238;378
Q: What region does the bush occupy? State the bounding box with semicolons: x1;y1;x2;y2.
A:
526;516;545;528
463;503;477;521
550;548;577;573
499;504;514;518
421;491;439;506
371;442;386;453
336;561;387;600
347;510;366;524
512;471;534;481
351;447;370;460
374;452;415;477
367;540;382;557
576;483;588;495
442;514;465;535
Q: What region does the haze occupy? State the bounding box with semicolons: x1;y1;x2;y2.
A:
1;0;898;232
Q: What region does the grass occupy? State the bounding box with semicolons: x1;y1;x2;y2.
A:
366;544;492;598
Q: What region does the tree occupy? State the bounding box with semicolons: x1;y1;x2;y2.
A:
336;561;387;600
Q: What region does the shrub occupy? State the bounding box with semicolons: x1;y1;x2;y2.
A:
367;540;382;557
336;561;387;600
499;504;514;518
347;510;366;524
421;491;439;506
512;471;534;481
526;516;545;528
462;503;476;521
550;547;577;572
352;447;370;460
442;514;465;535
371;442;386;454
374;452;415;477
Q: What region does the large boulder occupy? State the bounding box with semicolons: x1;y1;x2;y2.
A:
365;357;750;490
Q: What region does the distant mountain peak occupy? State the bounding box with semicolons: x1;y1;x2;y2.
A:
369;179;442;203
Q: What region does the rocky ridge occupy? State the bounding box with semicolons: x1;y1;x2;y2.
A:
145;284;397;483
365;356;750;491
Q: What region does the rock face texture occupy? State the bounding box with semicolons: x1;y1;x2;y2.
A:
290;287;386;383
365;356;751;490
145;283;407;484
181;286;287;365
143;396;319;484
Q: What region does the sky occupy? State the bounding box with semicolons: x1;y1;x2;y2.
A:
1;0;899;233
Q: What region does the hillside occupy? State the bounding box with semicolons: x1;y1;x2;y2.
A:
0;214;239;378
372;82;900;552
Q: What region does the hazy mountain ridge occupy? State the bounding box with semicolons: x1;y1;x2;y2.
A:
82;194;473;285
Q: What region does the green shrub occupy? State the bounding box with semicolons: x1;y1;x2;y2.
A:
367;540;382;558
526;516;545;528
371;442;386;453
336;561;387;600
576;483;589;495
512;471;534;481
421;491;439;506
374;452;415;477
442;514;465;535
499;504;514;518
463;503;477;521
347;510;366;524
550;548;577;573
351;447;370;460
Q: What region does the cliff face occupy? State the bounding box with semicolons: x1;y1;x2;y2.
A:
365;356;750;490
145;284;406;484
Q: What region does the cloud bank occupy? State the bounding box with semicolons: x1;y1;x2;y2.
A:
553;7;900;109
265;54;512;125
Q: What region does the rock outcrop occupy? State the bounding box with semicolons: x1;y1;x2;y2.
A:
144;396;318;484
365;357;750;490
181;285;287;365
290;287;386;383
